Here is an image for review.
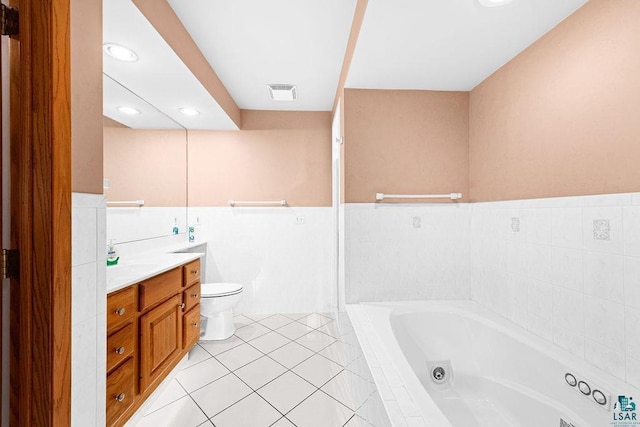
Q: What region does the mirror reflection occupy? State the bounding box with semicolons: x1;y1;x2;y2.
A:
103;74;188;245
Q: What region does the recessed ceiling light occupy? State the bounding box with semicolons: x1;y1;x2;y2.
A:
267;84;297;101
179;107;200;116
117;106;141;115
104;43;138;62
478;0;513;7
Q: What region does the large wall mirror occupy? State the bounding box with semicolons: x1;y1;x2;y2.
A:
103;74;188;245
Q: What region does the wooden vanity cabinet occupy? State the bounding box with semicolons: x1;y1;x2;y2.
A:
183;259;201;287
107;322;135;373
183;305;201;349
138;267;182;311
106;286;137;426
107;286;135;334
106;357;135;425
182;260;202;350
106;258;201;426
139;295;182;392
183;282;201;313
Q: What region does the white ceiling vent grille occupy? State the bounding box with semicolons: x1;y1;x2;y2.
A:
267;84;297;101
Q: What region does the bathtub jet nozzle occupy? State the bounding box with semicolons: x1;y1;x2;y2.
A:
432;366;446;383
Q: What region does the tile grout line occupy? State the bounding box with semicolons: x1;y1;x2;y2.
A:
204;313;342;424
201;328;302;423
237;319;359;422
139;312;387;426
185;391;212;425
209;370;287;423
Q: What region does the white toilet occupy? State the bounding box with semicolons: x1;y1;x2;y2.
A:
199;282;243;340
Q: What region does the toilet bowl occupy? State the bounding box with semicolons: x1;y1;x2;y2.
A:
199;283;243;340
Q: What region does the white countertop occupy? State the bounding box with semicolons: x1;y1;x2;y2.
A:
106;250;205;294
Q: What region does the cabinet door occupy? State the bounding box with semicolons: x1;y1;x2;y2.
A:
139;295;182;392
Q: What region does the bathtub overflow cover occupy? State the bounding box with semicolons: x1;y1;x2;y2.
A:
564;373;577;387
432;366;446;383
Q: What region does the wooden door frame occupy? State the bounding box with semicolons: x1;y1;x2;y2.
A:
9;0;72;425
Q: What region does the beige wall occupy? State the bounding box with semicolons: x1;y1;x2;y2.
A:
103;116;129;128
343;89;469;203
103;128;187;207
188;110;332;207
469;0;640;202
71;0;103;194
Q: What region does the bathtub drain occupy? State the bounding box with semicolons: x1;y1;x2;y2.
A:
427;360;453;388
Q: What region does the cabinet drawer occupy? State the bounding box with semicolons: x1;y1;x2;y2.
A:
183;305;201;350
107;323;135;373
106;357;135;426
183;282;201;313
183;259;201;287
107;287;136;333
139;267;182;312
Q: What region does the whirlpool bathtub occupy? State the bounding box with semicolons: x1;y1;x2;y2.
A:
358;301;639;427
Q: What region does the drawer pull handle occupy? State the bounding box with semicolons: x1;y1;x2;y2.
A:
191;269;199;275
115;393;126;402
115;346;125;355
192;322;199;327
115;308;126;316
192;293;199;298
179;303;185;309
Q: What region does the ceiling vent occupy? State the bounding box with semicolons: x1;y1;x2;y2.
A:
267;84;297;101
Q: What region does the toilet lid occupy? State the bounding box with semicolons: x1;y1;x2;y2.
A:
201;282;243;297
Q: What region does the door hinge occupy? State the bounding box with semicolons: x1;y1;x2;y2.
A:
1;4;19;36
1;249;19;280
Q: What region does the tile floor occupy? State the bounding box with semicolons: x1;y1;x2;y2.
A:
134;312;391;427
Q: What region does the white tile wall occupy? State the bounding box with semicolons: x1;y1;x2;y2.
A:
72;192;106;426
345;193;640;389
114;233;189;260
470;192;640;388
345;203;470;303
106;206;187;244
187;207;334;314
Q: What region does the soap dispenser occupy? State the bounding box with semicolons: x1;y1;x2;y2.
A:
106;240;120;266
172;217;179;235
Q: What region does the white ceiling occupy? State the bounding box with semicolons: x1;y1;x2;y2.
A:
104;0;590;128
103;0;238;129
167;0;358;111
346;0;588;91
